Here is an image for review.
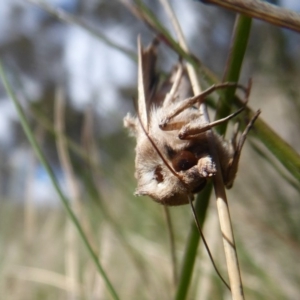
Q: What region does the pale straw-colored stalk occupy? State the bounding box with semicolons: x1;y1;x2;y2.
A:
201;0;300;33
159;0;244;298
54;87;81;300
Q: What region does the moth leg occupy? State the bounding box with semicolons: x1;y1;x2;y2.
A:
224;110;261;188
231;122;240;151
178;107;244;139
158;121;186;131
198;155;217;178
159;82;246;128
163;63;184;107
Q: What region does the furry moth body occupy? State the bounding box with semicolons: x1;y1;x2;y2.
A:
124;38;259;206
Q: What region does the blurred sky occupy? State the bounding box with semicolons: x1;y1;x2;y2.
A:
0;0;299;203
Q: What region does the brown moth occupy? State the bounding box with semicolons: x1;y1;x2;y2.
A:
124;37;259;206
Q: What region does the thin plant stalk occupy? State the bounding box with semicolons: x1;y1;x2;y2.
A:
200;0;300;34
216;16;252;126
9;265;84;293
175;185;212;300
160;0;244;298
208;13;254;299
211;12;253;299
24;135;37;244
211;159;244;300
54;87;82;299
0;60;120;300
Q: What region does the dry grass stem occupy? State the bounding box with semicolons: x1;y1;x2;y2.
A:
8;265;84;294
202;0;300;33
54;87;81;299
160;0;244;298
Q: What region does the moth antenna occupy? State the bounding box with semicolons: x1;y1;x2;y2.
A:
188;195;231;291
178;106;246;139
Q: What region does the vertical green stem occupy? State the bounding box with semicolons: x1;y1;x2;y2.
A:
216;16;252;134
175;184;212;300
175;14;253;300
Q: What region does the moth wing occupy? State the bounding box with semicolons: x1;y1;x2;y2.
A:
137;36;149;130
137;36;158;130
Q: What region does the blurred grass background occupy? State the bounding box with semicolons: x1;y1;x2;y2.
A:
0;0;300;299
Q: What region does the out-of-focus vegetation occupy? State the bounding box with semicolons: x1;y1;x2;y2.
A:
0;0;300;299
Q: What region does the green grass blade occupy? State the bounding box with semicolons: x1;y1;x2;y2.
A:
216;15;252;134
175;184;212;300
0;60;120;300
175;14;252;300
254;116;300;181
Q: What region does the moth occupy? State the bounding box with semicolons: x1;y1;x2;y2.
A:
124;37;260;206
